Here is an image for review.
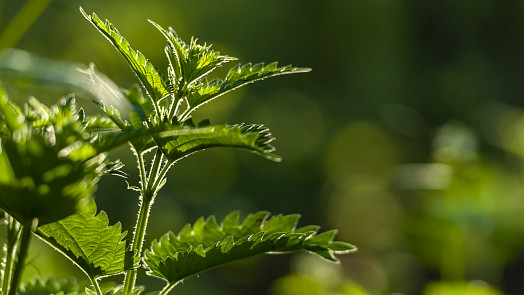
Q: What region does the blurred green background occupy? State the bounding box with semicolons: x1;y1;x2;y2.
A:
2;0;524;294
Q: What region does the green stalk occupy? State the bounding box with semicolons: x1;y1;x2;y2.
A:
137;149;148;191
8;218;38;295
151;159;174;190
147;149;164;190
123;150;163;294
159;282;177;295
91;278;103;295
1;216;21;294
0;0;53;49
122;192;154;295
168;87;185;120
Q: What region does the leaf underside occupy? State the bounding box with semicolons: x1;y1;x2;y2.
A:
183;62;311;118
36;199;138;280
144;212;355;285
91;99;281;162
154;120;281;162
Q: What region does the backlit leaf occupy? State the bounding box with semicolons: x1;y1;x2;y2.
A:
150;21;236;89
81;8;170;104
18;276;81;295
0;91;117;225
36;199;138;280
181;62;311;119
144;212;355;285
153;121;281;162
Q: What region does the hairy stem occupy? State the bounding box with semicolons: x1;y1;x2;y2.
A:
159;282;177;295
168;87;185;120
122;192;154;295
147;149;164;190
151;159;173;190
137;149;147;191
123;150;164;294
8;218;38;295
1;216;21;294
91;278;103;295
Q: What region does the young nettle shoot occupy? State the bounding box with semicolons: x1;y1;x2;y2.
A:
0;8;356;295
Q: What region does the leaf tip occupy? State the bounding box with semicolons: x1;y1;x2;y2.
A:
298;67;312;73
148;19;159;28
79;6;90;19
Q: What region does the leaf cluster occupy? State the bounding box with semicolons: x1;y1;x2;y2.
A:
81;7;310;162
0;8;355;295
0;88;123;225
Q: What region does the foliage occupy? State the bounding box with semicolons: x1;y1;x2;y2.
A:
0;7;353;295
0;91;122;225
145;212;353;287
36;199;138;280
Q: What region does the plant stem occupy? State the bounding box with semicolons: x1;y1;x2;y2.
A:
0;0;53;49
147;149;164;190
122;192;154;295
91;278;103;295
123;150;164;295
152;159;174;190
8;218;38;295
137;149;147;191
168;88;184;119
159;282;177;295
1;216;21;294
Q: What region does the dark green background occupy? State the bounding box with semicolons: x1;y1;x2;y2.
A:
2;1;524;294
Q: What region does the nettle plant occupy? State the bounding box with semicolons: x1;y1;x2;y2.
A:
0;8;355;295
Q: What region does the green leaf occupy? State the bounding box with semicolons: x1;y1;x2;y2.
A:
181;62;311;119
18;276;81;295
80;63;155;128
153;121;281;162
0;83;22;132
149;21;236;89
90;99;157;154
0;94;116;225
144;211;355;285
124;85;155;128
36;199;138;280
80;8;170;105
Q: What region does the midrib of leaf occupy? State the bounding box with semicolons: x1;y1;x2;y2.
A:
54;221;89;265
